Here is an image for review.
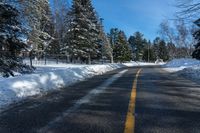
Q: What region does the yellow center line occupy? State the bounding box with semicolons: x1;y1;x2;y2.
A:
124;68;142;133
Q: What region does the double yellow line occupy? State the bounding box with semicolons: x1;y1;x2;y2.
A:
124;68;142;133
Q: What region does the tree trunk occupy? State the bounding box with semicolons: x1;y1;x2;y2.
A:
29;51;33;67
67;55;70;63
88;54;91;65
110;55;114;63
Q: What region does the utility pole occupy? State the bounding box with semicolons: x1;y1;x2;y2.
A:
147;40;151;63
100;18;104;64
148;43;150;62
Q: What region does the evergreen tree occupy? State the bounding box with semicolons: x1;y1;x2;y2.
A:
0;2;29;76
142;48;156;62
113;31;132;62
128;36;135;60
108;28;120;48
0;2;27;56
101;39;113;63
152;37;160;59
142;41;156;62
128;32;145;61
158;40;169;61
86;0;101;61
99;21;113;63
20;0;53;57
46;24;60;55
64;0;100;64
192;19;200;59
153;37;169;61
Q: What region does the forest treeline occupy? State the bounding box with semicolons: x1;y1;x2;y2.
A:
0;0;199;76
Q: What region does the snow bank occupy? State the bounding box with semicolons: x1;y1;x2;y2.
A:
122;61;157;67
0;61;158;111
163;58;200;82
178;67;200;81
165;58;200;68
0;62;144;111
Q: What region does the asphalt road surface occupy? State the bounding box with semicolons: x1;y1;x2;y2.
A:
0;66;200;133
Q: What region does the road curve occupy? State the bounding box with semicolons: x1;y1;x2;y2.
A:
0;66;200;133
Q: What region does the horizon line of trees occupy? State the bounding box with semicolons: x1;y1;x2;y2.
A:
0;0;199;76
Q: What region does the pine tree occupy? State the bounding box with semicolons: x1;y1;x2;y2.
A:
64;0;100;64
20;0;53;57
0;2;27;56
101;40;113;63
64;0;89;62
153;37;169;61
152;37;160;59
113;31;132;62
85;0;101;61
142;48;156;62
158;40;169;61
0;2;29;76
142;41;156;62
99;20;113;63
192;19;200;59
128;32;145;61
108;28;120;48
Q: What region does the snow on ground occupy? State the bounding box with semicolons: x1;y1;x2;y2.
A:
123;61;157;67
0;62;156;111
163;58;200;82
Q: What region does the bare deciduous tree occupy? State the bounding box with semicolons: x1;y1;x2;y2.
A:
159;19;195;58
176;0;200;20
159;20;176;59
176;0;200;58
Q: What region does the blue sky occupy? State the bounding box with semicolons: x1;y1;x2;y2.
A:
91;0;177;41
52;0;177;41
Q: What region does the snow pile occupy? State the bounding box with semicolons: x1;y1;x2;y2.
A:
122;61;157;67
178;67;200;81
163;58;200;82
0;63;137;111
165;58;200;68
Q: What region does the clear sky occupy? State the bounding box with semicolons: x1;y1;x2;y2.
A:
91;0;177;41
56;0;177;41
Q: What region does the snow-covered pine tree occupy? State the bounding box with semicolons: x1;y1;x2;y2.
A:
20;0;53;58
152;37;169;61
64;0;87;63
192;19;200;59
0;2;29;76
84;0;101;62
128;32;145;61
101;36;113;63
64;0;100;64
99;20;113;63
0;3;23;52
108;28;120;48
113;31;132;62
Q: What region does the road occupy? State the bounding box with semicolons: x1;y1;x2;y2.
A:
0;66;200;133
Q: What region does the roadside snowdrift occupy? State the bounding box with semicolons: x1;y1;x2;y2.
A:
163;58;200;81
165;58;200;68
0;62;143;111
